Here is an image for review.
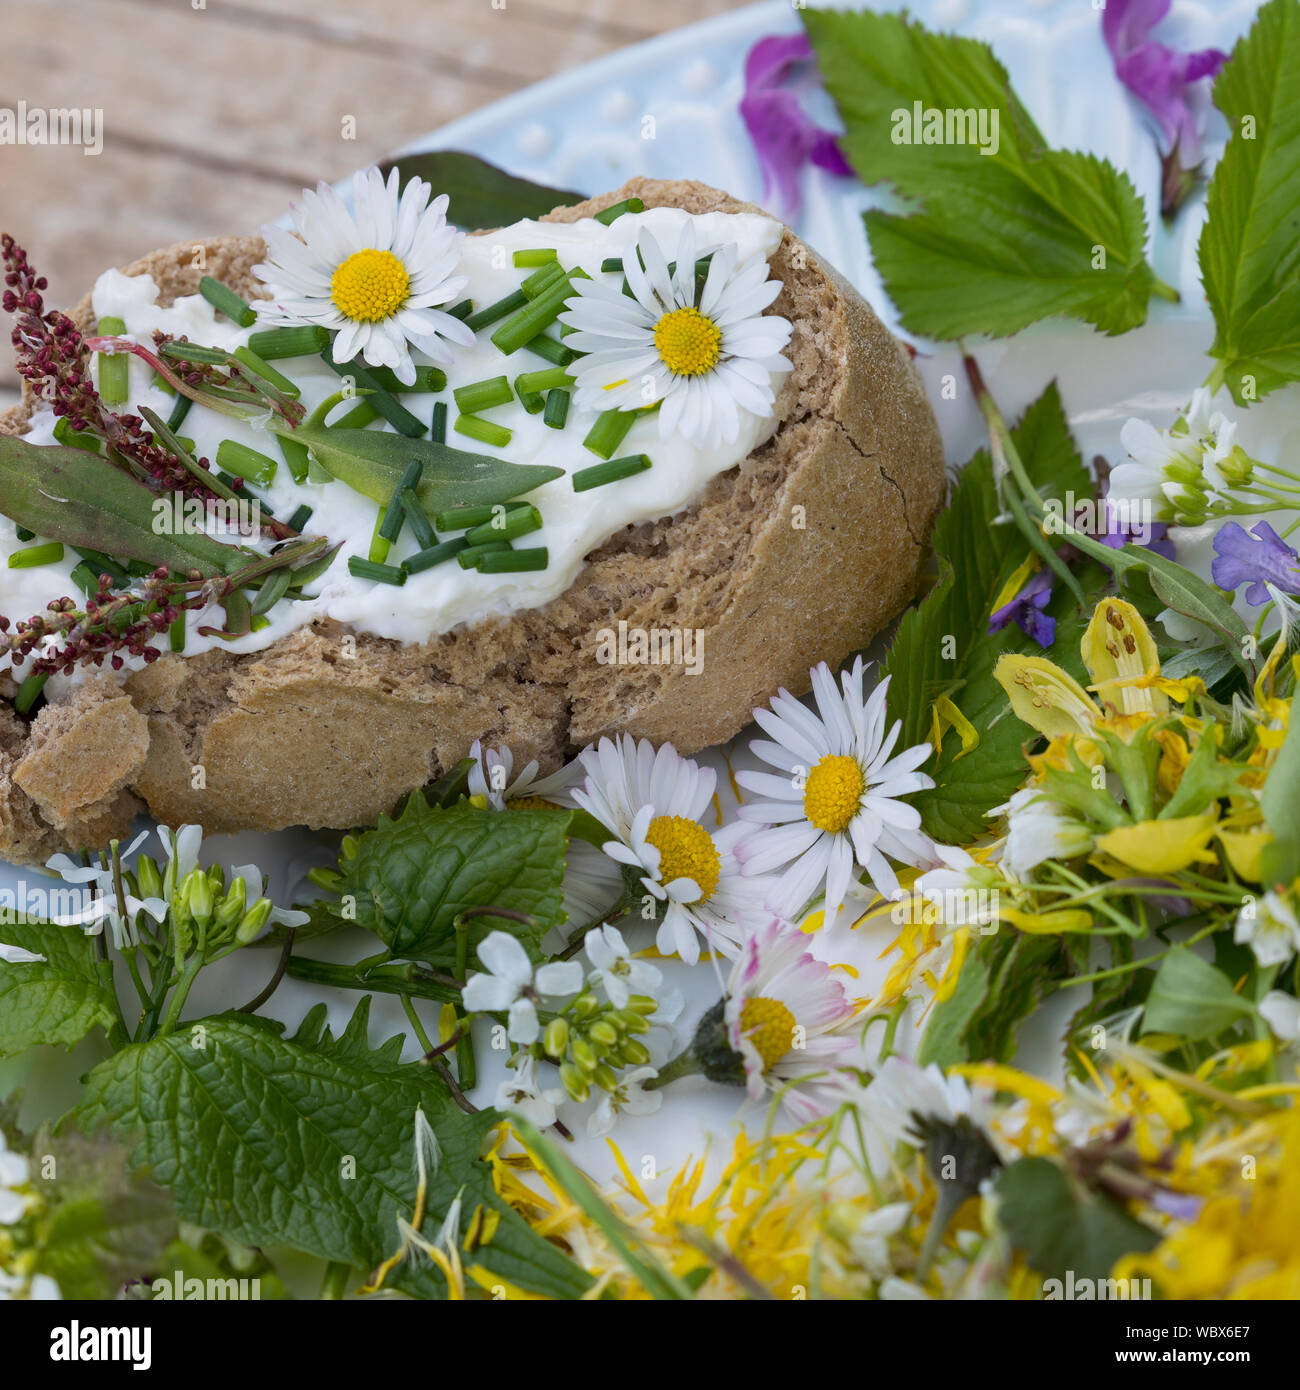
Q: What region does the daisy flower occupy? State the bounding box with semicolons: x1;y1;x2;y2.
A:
558;220;792;450
735;658;934;923
573;735;772;964
253;165;473;386
466;740;624;936
717;917;859;1123
461;931;584;1045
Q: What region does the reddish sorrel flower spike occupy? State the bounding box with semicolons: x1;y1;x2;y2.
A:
739;33;853;219
1101;0;1228;219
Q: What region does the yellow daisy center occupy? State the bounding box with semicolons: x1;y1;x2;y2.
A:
330;248;410;323
653;306;722;377
740;996;797;1070
509;795;561;811
803;754;866;834
645;814;721;898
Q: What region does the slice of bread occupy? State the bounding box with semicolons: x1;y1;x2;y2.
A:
0;177;945;863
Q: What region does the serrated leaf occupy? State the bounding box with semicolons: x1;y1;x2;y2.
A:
0;918;117;1058
342;797;569;965
995;1156;1161;1282
379;151;585;230
916;949;989;1067
883;382;1098;841
803;7;1159;339
1199;0;1300;404
76;999;590;1300
1142;947;1257;1041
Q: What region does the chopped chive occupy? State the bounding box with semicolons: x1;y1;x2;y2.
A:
233;345;301;400
15;527;34;541
454;414;512;448
279;433;310;483
523;333;576;367
453;376;513;413
490;270;587;356
52;417;101;453
166;392;192;432
403;537;469;574
73;547;129;587
348;557;406;586
251;566;294;616
335;400;381;430
465;504;542;547
70;561;99;595
600;257;623;274
370;508;392;563
521;262;565;299
160;340;229;366
320;354;425;438
246;325;331;360
431;400;447;443
286;504;313;533
215;439;277;487
364;365;448;394
8;542;65;568
14;672;49;716
96;316;129;405
447;299;473;321
594;197;644;226
514;248;558;268
250;614;272;633
478;546;548;573
543;389;570;430
199;275;257;327
572;453;652;492
398;490;434;549
379;460;424;542
435;504;500;532
465;289;528;333
516;367;573;395
582;408;637;460
517;387;545;415
457;540;512;569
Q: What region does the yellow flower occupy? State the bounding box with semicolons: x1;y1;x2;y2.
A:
1093;811;1220;875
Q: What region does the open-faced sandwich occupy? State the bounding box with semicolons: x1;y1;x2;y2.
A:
0;173;945;862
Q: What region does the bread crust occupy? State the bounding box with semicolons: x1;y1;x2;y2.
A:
0;178;945;860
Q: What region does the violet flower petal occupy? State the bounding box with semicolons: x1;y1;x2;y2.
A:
1211;521;1300;606
988;569;1056;648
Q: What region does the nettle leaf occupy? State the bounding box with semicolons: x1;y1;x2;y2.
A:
76;999;590;1300
379;150;585;230
341;796;570;965
0;918;117;1058
802;7;1160;339
1142;947;1257;1041
293;422;562;515
1199;0;1300;404
883;382;1098;841
0;437;241;576
995;1156;1160;1282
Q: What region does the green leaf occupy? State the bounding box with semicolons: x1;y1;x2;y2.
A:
1260;694;1300;884
916;949;989;1067
1199;0;1300;404
0;437;242;576
995;1156;1161;1282
1142;947;1257;1041
292;422;562;515
340;797;569;965
883;382;1096;841
76;999;591;1300
0;918;117;1058
378;151;586;230
802;7;1161;339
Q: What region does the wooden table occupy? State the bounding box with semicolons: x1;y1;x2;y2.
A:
0;0;755;407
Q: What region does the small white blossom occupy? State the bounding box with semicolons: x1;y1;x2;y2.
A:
461;932;583;1045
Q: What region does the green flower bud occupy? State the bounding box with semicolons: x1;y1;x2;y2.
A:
234;897;274;945
571;1037;600;1074
589;1019;619;1048
135;854;163;901
592;1064;618;1091
215;877;248;932
572;992;600;1019
542;1017;569;1059
618;1038;651;1067
185;868;215;929
559;1062;589;1103
626;994;658;1015
1217;444;1256;489
617;1009;652;1035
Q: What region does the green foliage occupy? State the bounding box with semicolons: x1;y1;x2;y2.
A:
378;150;585;229
0;918;118;1058
802;7;1161;339
1142;947;1258;1041
76;998;589;1300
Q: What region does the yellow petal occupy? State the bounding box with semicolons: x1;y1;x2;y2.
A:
997;906;1094;933
1083;598;1168;718
1216;823;1272;884
995;654;1101;740
929;694;980;763
1094;811;1219;875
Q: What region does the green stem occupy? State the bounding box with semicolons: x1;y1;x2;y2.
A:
643;1049;704;1091
453;923;477;1092
285;955;461;1004
156;957;203;1037
319;1261;351;1300
1150;276;1181;304
401;995;435;1055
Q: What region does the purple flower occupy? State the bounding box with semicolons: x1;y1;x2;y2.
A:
989;569;1055;648
1100;498;1176;559
1102;0;1228;218
1211;521;1300;605
739;34;853;218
